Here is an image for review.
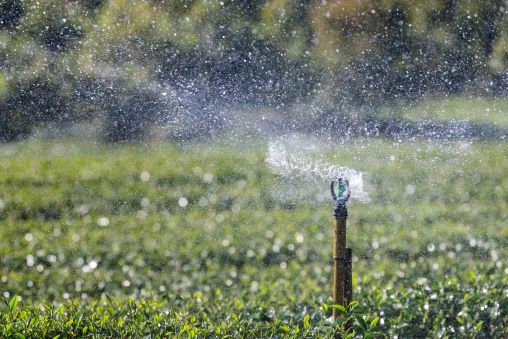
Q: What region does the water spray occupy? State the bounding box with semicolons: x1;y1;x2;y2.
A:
330;178;352;318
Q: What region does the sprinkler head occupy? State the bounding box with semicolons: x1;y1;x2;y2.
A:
331;178;351;202
331;178;350;219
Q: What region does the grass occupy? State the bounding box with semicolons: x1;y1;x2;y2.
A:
0;137;507;337
380;95;508;126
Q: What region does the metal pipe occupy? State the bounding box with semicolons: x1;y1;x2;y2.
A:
345;247;353;306
333;216;347;318
331;179;351;319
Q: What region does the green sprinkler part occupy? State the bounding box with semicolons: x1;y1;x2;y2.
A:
330;178;351;202
336;181;347;200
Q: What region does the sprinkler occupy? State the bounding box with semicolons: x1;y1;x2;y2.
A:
330;178;352;319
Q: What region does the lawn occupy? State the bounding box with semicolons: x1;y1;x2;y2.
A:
1;137;507;337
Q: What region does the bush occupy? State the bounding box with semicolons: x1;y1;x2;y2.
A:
0;75;71;141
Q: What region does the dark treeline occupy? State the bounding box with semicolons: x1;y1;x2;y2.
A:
0;0;507;141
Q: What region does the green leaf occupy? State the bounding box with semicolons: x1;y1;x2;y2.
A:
303;314;310;330
14;334;25;339
355;315;368;332
19;311;27;322
348;301;359;310
99;314;109;327
107;307;115;316
370;316;379;329
279;325;290;333
9;296;19;312
331;304;346;314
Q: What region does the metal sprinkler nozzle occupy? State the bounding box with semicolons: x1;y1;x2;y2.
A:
331;178;350;219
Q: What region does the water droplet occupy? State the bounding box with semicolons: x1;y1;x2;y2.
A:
178;197;188;207
250;281;259;292
203;172;213;183
140;171;150;182
97;217;109;227
141;197;150;208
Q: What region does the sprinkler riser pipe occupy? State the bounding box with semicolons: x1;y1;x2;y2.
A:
333;217;347;318
331;179;352;319
345;248;353;305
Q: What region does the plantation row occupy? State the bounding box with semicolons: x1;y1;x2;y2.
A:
0;138;507;336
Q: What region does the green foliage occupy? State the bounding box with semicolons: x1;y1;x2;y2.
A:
380;96;508;126
0;297;383;337
0;137;507;336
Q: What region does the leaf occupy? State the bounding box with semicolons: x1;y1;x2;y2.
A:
355;315;368;332
303;314;310;330
9;296;19;312
14;334;25;339
348;301;359;311
107;307;115;316
279;325;290;333
19;311;27;322
331;304;346;314
99;314;109;327
370;316;379;329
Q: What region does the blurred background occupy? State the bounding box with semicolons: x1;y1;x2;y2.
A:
1;0;507;142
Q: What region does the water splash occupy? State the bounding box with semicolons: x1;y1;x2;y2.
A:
266;137;369;202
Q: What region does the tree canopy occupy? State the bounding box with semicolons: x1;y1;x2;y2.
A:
1;0;507;141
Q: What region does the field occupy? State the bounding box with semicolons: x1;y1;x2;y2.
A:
1;136;507;337
380;96;508;127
